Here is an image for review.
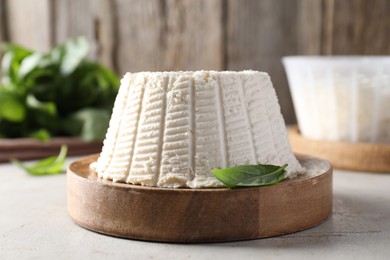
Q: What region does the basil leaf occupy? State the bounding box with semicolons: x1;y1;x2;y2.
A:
2;43;32;55
60;37;89;75
62;108;110;141
1;43;33;84
212;164;288;188
0;37;118;140
1;52;14;84
0;90;26;122
28;128;51;141
18;52;45;79
27;69;60;102
26;94;57;116
11;145;67;176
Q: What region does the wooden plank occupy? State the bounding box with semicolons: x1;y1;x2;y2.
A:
112;0;163;73
53;0;116;70
0;0;7;78
226;0;323;124
0;0;7;43
5;0;52;52
113;0;223;75
321;0;334;55
163;0;223;71
53;0;95;58
325;0;390;54
296;0;323;55
90;0;116;70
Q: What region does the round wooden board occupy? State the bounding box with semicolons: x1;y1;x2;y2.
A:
67;154;332;243
288;125;390;173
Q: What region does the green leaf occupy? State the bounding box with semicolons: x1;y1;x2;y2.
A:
1;43;33;84
0;90;26;122
26;94;57;116
18;52;45;79
28;128;51;141
1;52;14;84
2;43;32;55
63;108;110;141
93;63;120;89
212;164;288;188
0;37;118;140
26;68;60;102
50;45;65;65
60;37;89;75
11;145;67;176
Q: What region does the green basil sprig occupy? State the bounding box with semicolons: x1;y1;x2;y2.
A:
212;164;287;188
11;145;68;176
0;37;119;141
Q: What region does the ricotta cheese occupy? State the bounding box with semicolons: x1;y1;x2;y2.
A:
94;71;304;188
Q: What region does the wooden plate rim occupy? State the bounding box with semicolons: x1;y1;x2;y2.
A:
68;153;331;192
288;125;390;173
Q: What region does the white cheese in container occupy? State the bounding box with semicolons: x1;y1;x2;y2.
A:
283;56;390;144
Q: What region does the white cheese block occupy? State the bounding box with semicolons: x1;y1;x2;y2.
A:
94;71;304;188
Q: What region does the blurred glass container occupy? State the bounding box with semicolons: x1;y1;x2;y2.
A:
282;56;390;144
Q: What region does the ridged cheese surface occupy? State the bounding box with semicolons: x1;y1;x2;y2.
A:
94;71;304;188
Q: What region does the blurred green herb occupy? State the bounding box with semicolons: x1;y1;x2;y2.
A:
0;37;119;141
11;145;68;176
212;164;288;188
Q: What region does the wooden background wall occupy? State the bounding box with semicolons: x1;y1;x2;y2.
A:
0;0;389;123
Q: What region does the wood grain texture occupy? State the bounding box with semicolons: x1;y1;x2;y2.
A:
0;138;102;162
322;0;334;55
0;0;7;42
226;0;323;123
53;0;96;59
0;0;6;78
1;0;390;123
5;0;52;52
53;0;116;70
324;0;390;54
289;125;390;173
114;0;223;75
91;0;116;70
67;153;332;242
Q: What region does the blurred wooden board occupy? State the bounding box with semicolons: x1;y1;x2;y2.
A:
0;138;102;162
288;125;390;173
67;153;332;243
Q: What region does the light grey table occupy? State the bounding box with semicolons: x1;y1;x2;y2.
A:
1;157;390;260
